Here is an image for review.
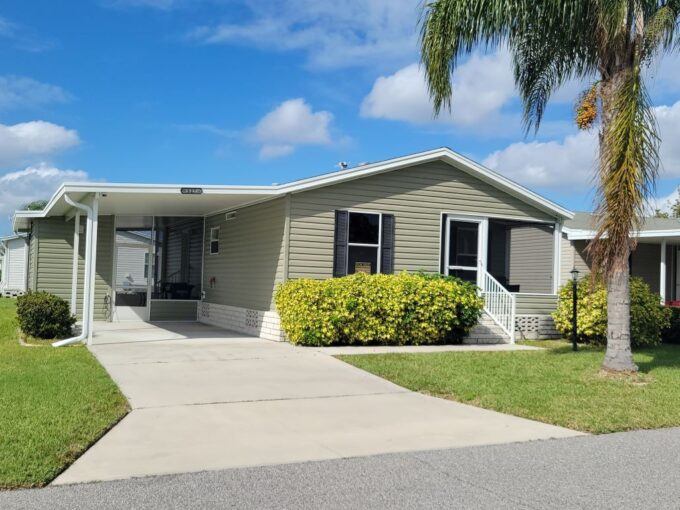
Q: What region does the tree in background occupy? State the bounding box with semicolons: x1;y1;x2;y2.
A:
23;200;48;211
420;0;680;372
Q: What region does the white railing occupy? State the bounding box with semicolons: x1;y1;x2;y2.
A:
479;264;516;343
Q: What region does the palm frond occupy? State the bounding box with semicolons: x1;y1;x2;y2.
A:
590;64;660;274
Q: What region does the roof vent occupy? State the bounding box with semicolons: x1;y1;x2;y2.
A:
337;161;349;170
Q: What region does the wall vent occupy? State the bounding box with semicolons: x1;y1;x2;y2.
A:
225;211;237;221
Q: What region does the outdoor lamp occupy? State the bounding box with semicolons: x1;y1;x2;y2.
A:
570;267;580;351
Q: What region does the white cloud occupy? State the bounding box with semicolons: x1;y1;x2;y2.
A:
253;98;333;159
360;52;516;130
188;0;419;69
0;76;71;110
0;163;89;224
0;15;53;52
483;131;598;190
0;121;80;168
483;99;680;191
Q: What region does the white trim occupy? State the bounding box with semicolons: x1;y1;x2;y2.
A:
87;195;99;345
443;215;488;288
200;216;206;299
564;227;680;240
209;226;220;255
661;240;667;304
344;210;382;275
553;222;562;293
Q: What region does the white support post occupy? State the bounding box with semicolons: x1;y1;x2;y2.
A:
87;195;99;345
70;213;80;316
661;240;667;305
553;222;562;294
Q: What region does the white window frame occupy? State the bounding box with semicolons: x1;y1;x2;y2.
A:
345;210;383;274
443;215;488;288
209;226;220;255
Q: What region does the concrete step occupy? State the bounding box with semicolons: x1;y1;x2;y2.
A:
464;312;511;345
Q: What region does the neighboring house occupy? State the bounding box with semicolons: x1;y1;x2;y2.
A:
0;234;29;297
13;147;581;344
562;212;680;304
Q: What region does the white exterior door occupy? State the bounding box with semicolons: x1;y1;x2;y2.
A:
444;216;488;288
6;238;27;291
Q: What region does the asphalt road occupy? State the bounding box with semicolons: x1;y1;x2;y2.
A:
2;427;679;509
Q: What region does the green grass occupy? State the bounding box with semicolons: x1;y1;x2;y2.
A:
338;341;680;434
0;299;128;489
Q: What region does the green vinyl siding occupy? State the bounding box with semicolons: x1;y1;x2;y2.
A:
32;216;114;321
288;160;556;280
515;294;558;315
203;197;286;311
508;223;554;293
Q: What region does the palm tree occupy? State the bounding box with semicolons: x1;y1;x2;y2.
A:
420;0;680;372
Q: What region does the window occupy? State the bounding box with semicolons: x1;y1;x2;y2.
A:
347;212;381;274
210;227;220;255
143;252;149;279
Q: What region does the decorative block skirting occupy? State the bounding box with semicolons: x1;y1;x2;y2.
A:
515;314;561;340
198;302;286;342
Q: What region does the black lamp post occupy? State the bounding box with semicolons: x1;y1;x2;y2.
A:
570;267;580;351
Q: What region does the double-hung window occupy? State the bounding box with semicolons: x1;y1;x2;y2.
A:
333;210;395;276
210;227;220;255
347;212;382;274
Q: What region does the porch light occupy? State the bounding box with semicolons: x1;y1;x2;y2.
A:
570;267;580;282
570;267;579;351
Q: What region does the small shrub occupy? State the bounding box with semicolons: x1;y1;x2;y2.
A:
663;307;680;344
552;276;671;347
275;272;484;346
16;291;76;339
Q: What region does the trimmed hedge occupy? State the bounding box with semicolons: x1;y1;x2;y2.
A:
663;307;680;344
552;276;671;347
16;292;76;340
275;272;484;346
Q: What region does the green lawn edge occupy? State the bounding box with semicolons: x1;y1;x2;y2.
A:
338;340;680;434
0;300;129;489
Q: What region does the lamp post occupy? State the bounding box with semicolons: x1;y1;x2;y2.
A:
570;267;580;351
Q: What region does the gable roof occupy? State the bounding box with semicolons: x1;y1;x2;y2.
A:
12;147;573;231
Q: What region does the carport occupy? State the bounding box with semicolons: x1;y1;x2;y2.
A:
13;183;277;346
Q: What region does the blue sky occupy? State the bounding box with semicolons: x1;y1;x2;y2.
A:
1;0;680;235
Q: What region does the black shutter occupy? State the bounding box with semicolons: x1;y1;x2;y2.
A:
380;214;395;274
333;210;349;277
440;214;448;274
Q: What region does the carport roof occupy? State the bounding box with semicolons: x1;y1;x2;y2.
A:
564;212;680;241
12;147;574;231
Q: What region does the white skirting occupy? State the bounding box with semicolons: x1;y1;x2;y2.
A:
198;302;286;342
515;314;561;340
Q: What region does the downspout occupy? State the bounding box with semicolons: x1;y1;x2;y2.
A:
70;213;80;315
53;195;94;347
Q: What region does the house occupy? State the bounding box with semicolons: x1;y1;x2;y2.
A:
562;212;680;304
12;147;586;344
0;234;29;297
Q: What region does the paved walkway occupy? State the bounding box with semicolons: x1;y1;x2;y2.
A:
53;322;581;485
5;428;679;509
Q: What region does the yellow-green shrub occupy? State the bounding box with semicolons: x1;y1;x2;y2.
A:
275;272;484;346
552;276;671;347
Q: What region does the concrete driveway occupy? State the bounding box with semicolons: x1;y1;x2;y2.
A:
54;322;582;485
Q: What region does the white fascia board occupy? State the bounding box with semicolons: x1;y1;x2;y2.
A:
564;227;680;240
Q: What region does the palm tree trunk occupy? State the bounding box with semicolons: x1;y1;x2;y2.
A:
599;67;638;373
603;255;638;372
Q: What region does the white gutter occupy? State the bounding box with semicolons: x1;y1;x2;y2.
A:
53;194;94;348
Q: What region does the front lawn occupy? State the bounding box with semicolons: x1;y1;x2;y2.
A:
339;341;680;434
0;299;128;489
